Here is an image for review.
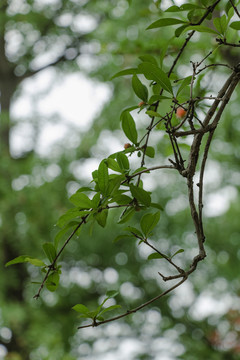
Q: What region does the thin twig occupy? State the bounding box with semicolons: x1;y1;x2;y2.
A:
144;239;185;275
128;165;176;179
196;62;232;74
216;38;240;48
168;0;222;77
77;276;188;329
229;0;240;18
33;215;89;299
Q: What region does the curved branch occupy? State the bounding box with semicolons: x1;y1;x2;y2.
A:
78;276;188;329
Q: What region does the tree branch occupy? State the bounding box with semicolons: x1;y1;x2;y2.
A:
77;276;188;329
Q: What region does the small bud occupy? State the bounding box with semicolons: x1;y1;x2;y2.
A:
138;101;145;107
176;107;186;119
124;143;131;149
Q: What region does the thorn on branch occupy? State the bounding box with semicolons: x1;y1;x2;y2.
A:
158;272;168;281
168;158;176;167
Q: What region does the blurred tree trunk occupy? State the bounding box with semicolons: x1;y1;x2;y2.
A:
0;32;30;359
0;34;19;156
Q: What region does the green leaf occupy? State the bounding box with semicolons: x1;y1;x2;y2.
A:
176;75;192;96
130;184;151;207
107;158;122;173
139;55;158;66
145;146;155;158
92;170;98;181
230;21;240;30
95;209;108;228
131;167;148;175
166;4;202;12
54;221;79;249
175;24;189;37
180;4;203;10
120;106;139;117
111;68;140;79
113;233;135;242
106;290;119;298
42;243;57;263
98;305;121;317
171;248;184;259
138;62;173;94
98;160;109;195
69;192;93;209
72;304;90;314
165;5;180;12
5;255;46;267
107;175;125;196
187;9;204;22
76;186;94;193
118;207;135;224
96;290;119;313
140;211;161;237
57;209;89;228
213;15;227;35
227;7;234;22
183;25;219;34
147;18;187;30
125;226;143;238
146;110;162;118
28;258;47;267
121;112;138;145
148;94;171;104
46;271;60;292
116;152;129;171
124;146;135;154
111;194;132;205
91;192;101;209
77;310;97;319
5;255;32;267
132;74;148;102
148;253;165;260
151;202;164;211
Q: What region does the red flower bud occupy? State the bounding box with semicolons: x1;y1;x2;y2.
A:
176;107;186;119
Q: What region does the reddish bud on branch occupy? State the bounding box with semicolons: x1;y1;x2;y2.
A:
176;107;186;119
